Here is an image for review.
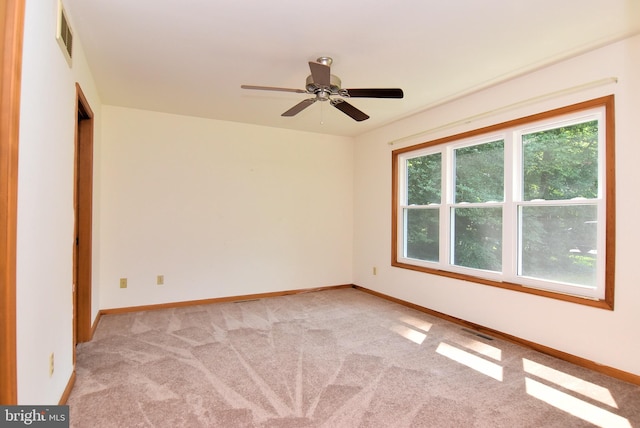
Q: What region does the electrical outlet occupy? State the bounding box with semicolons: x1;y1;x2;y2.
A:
49;353;54;377
120;278;127;288
157;275;164;285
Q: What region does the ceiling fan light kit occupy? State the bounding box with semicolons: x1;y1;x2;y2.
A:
241;57;403;122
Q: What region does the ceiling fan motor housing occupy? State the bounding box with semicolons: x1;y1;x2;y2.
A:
306;74;342;99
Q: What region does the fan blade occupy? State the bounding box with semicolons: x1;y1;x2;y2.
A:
308;62;331;87
331;99;369;121
241;85;306;94
345;88;404;98
282;98;316;117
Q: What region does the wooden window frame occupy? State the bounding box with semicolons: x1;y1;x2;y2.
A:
392;96;616;310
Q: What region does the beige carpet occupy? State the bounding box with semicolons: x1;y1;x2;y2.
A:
67;288;640;427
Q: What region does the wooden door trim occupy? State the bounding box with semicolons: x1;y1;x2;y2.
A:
75;83;94;344
0;0;25;405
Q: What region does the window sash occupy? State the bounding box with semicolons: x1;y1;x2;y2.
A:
393;96;613;308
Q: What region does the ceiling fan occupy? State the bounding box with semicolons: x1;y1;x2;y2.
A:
241;57;404;122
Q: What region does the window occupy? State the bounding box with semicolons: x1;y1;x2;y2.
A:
392;96;615;309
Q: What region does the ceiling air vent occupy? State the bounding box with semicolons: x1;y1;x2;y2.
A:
56;0;73;66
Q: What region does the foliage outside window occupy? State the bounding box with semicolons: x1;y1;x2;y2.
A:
392;96;615;309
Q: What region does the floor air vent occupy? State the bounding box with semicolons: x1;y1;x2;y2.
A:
461;328;495;341
56;0;73;66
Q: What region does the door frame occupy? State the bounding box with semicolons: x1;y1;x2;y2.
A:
74;83;94;347
0;0;25;405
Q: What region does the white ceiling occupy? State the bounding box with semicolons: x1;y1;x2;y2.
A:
64;0;640;137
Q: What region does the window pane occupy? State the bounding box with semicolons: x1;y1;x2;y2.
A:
454;140;504;203
407;153;441;205
520;205;597;287
405;208;439;262
522;120;598;201
452;207;502;271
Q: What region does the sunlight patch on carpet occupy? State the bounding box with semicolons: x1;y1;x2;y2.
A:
397;315;433;333
525;377;631;428
450;336;502;361
436;342;503;381
389;324;426;344
523;358;618;408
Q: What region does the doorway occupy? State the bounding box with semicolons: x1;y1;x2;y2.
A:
73;83;94;353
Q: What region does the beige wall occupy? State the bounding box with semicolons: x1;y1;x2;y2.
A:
353;34;640;376
97;106;354;309
17;0;101;403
